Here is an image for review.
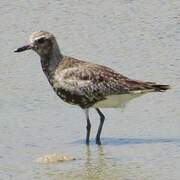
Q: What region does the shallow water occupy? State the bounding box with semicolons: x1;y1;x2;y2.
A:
0;0;180;179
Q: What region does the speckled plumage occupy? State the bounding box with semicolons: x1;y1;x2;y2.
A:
46;56;169;109
15;31;170;145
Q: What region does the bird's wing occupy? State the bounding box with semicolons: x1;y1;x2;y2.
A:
55;64;141;101
54;62;169;108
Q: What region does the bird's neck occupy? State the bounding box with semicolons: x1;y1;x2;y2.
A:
40;41;63;78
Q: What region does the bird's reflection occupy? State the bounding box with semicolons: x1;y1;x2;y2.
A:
56;145;131;179
44;137;178;179
84;145;109;179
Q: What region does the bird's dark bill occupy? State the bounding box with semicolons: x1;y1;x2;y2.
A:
14;44;32;53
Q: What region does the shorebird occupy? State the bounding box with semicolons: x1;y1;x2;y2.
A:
14;31;170;145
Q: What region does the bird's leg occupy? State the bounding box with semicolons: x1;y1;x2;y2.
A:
85;109;91;145
95;108;105;145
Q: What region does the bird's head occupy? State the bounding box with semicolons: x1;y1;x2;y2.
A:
14;31;56;56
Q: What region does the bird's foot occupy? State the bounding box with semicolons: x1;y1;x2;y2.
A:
96;138;101;145
86;139;90;145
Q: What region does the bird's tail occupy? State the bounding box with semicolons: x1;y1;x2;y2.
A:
151;84;170;92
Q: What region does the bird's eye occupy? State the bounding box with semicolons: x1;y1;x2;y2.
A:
37;38;45;44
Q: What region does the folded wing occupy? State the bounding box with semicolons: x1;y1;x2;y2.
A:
54;63;169;108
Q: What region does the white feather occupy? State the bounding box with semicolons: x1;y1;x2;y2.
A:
93;92;147;108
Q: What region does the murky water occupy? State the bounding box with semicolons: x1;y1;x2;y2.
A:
0;0;180;179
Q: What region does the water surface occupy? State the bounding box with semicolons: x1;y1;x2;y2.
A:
0;0;180;179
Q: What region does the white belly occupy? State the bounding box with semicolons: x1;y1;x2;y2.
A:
93;93;146;108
